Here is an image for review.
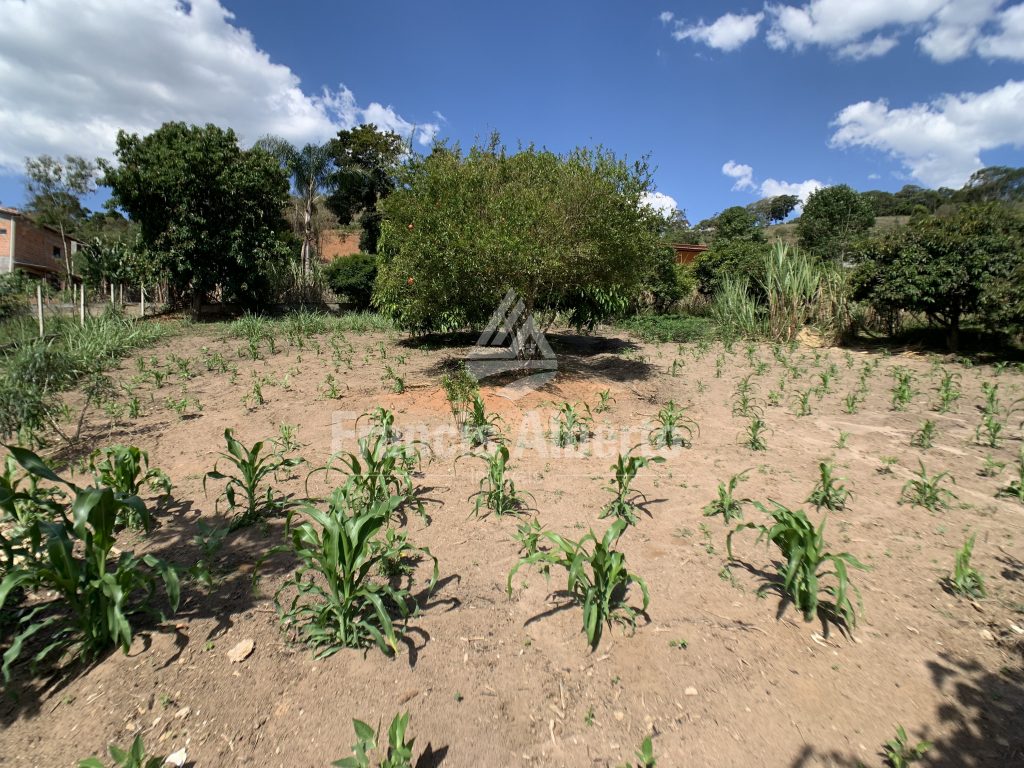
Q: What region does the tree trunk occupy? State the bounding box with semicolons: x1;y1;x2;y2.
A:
59;220;72;285
302;185;315;278
947;313;960;352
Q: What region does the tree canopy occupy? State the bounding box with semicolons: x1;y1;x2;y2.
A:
373;137;665;334
103;122;292;314
23;154;97;280
747;194;799;226
851;204;1024;349
797;184;875;262
326;124;405;254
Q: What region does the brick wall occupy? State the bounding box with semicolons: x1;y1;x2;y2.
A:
0;215;10;272
11;217;70;276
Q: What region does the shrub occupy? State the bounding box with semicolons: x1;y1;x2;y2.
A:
325;254;378;309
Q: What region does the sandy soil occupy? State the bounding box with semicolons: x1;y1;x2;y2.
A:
1;323;1022;768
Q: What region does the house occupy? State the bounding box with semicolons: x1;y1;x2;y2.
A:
670;242;708;265
0;206;81;285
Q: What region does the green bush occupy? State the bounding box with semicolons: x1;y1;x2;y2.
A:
0;272;33;321
325;254;378;309
694;239;770;296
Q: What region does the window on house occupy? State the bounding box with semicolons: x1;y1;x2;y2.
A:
53;246;62;259
0;228;7;235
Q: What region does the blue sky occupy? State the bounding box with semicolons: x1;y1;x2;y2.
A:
1;1;1022;221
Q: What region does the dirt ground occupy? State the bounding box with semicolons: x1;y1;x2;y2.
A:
2;322;1023;768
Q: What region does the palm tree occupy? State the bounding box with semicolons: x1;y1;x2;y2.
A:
255;137;333;277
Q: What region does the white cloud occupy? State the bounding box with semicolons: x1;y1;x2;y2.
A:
722;161;756;191
838;35;900;59
659;11;675;24
642;191;680;217
830;79;1024;188
0;0;440;172
721;161;824;210
976;3;1024;60
674;1;1023;62
759;177;825;207
868;172;882;179
671;12;765;51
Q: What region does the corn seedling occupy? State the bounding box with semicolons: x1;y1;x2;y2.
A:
554;402;593;448
332;712;415;768
600;447;665;525
807;462;851;511
382;364;405;394
714;354;724;378
900;461;957;512
322;373;345;399
648;401;698;449
890;368;916;411
997;448;1024;503
743;416;769;451
267;488;437;658
0;446;179;682
842;392;861;415
834;431;850;449
463;445;533;518
727;502;866;628
616;736;656;768
164;394;200;419
975;412;1004;448
204;428;302;530
88;444;172;518
767;390;781;407
702;470;750;524
594;388;615;413
508;519;649;649
78;734;170;768
441;364;478;430
883;725;931;768
980;453;1005;478
463;394;504;447
731;389;763;419
910;420;936;450
668;358;683;377
792;388;813;416
934;371;961;413
878;456;899;475
947;533;985;598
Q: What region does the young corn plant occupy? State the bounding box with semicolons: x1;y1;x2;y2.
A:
742;416;769;451
600;447;665;526
78;735;171;768
910;420;937;450
934;370;961;413
88;445;172;499
792;388;813;417
507;519;649;650
463;445;533;518
900;461;957;512
702;470;750;524
727;502;866;629
267;488;437;658
890;368;916;411
594;388;615;414
947;533;986;599
554;402;593;448
997;448;1024;502
807;462;852;512
617;736;656;768
648;401;698;449
0;447;179;683
883;725;931;768
731;389;763;419
842;392;861;415
204;428;303;530
463;393;504;447
332;712;415;768
975;412;1004;448
980;453;1006;478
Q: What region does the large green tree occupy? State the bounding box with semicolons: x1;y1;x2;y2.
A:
373;137;664;336
326;124;405;254
747;194;799;226
852;204;1024;350
693;205;768;295
103;123;291;315
23;154;97;281
798;184;875;262
254;137;334;276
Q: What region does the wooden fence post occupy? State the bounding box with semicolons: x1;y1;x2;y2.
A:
140;283;145;318
36;285;43;338
80;285;85;326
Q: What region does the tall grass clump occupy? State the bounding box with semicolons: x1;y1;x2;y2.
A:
761;242;820;342
711;277;763;340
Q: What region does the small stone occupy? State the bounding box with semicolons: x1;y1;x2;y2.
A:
684;687;698;696
979;629;994;642
174;706;190;720
614;711;625;721
228;639;255;663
